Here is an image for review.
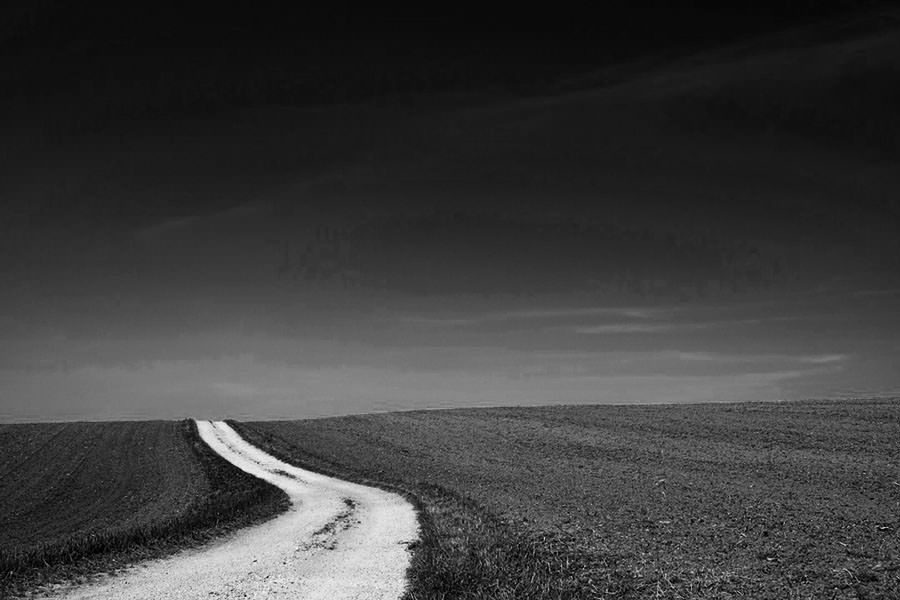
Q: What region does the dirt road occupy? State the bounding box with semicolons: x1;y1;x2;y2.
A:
43;420;419;599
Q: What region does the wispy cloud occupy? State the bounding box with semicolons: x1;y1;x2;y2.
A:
387;305;672;328
796;353;848;365
388;315;484;327
134;216;198;241
852;288;900;297
573;323;674;334
493;307;669;320
573;315;804;335
133;200;267;242
0;356;829;422
670;350;849;365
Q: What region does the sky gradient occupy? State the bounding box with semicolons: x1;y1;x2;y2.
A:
2;7;899;421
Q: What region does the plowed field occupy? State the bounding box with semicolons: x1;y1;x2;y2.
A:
0;420;288;597
237;399;900;599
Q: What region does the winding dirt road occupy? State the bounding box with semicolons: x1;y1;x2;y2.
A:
43;420;419;599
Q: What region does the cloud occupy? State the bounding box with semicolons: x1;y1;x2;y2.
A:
0;357;818;422
134;216;198;242
492;307;669;320
392;303;810;334
387;305;672;328
573;323;674;334
670;350;849;366
573;315;804;335
852;288;900;297
388;315;484;327
796;353;848;365
133;200;267;243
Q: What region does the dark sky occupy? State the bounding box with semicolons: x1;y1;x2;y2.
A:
1;3;899;421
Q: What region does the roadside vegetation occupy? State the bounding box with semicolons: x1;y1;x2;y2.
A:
0;420;289;598
235;398;900;599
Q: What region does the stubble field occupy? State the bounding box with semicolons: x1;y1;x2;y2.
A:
235;398;900;599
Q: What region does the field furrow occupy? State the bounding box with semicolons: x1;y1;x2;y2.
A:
0;424;68;481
